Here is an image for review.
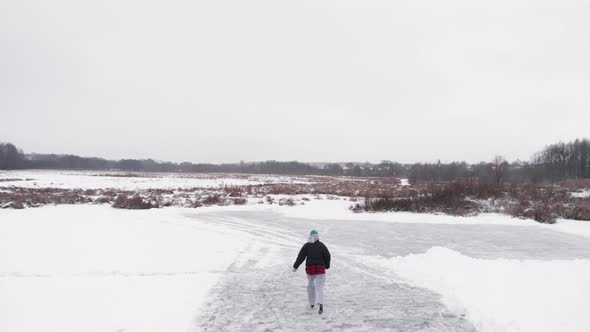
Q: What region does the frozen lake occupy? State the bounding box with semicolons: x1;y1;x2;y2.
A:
192;210;590;331
2;205;590;332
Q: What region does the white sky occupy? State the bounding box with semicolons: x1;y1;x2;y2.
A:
1;0;589;163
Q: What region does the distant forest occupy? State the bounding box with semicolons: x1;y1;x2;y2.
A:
1;138;590;183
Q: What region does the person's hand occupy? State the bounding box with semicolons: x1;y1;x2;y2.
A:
292;268;297;272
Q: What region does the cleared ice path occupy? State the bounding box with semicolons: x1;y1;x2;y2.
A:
189;211;590;332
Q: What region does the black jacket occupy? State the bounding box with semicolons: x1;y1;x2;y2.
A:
293;241;331;270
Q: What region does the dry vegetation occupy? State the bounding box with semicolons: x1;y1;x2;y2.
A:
0;175;397;209
112;194;159;209
0;178;26;182
357;180;590;223
1;173;589;224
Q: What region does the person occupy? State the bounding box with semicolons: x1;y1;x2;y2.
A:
293;229;331;315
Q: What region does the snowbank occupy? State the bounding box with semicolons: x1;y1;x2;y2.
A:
0;205;248;332
368;247;590;332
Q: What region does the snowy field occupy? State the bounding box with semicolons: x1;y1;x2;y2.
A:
2;172;590;332
0;206;250;332
0;170;308;190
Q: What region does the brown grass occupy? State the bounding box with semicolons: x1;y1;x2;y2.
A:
0;178;24;182
202;194;225;206
112;194;157;209
233;198;248;205
1;174;588;223
556;179;590;190
359;179;590;223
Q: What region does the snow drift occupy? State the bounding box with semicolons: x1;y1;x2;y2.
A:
369;247;590;332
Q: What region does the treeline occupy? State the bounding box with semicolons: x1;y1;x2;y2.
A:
0;143;26;170
1;146;345;175
532;139;590;181
1;139;589;182
405;139;590;183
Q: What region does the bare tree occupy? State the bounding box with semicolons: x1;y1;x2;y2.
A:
492;155;509;184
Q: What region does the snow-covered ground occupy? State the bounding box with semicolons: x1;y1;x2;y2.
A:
0;206;249;332
0;170;307;190
571;189;590;198
369;247;590;332
2;171;590;331
2;202;590;331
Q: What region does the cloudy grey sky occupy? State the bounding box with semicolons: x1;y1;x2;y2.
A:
1;0;589;163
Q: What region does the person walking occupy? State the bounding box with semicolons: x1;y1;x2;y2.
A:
293;230;331;315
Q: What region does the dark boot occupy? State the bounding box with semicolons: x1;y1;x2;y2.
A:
318;304;323;315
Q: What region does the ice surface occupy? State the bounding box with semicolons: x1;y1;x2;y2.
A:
191;210;590;331
191;211;475;331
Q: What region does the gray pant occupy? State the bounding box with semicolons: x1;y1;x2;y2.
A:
307;273;326;305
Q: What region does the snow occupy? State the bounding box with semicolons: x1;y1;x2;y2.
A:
0;170;306;190
368;247;590;332
571;189;590;198
2;170;590;331
2;204;590;331
188;196;522;224
0;205;248;332
542;218;590;239
223;197;538;225
282;200;529;225
177;196;590;242
400;178;410;186
277;198;590;242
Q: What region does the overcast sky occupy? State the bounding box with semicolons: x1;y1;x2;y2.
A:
1;0;589;164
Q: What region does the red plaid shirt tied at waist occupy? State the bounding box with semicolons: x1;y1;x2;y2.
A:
306;264;326;275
